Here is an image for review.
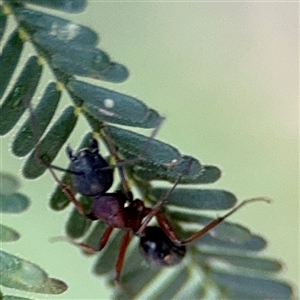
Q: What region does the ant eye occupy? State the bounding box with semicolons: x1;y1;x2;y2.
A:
139;226;186;267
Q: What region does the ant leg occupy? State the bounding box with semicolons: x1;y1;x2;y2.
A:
114;231;131;283
98;226;114;250
65;226;114;253
48;167;85;215
33;147;85;215
157;197;271;246
32;141;84;215
136;158;193;237
154;212;182;244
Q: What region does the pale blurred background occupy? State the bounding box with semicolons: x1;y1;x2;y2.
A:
1;2;298;299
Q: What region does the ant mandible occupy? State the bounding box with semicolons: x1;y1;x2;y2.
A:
61;137;269;282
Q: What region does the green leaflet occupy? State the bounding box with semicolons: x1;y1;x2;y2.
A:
151;188;237;210
0;193;30;214
69;81;162;127
0;250;67;294
12;82;61;157
0;224;20;242
0;56;42;135
0;30;24;99
23;106;78;179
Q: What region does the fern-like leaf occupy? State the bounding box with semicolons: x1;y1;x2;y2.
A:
0;1;295;299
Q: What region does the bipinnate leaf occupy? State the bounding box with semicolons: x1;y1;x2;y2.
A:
0;250;67;294
0;2;295;300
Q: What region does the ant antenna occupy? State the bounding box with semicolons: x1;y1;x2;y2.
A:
136;158;193;237
100;117;165;198
100;116;165;170
178;197;271;245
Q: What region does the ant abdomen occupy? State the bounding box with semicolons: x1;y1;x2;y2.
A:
139;226;186;267
67;139;114;196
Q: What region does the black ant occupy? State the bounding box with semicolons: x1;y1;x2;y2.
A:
24;93;269;284
58;137;269;282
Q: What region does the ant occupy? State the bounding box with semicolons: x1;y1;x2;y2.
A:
23;92;269;284
22;90;191;277
58;137;269;282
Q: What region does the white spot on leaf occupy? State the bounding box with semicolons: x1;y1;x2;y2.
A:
104;98;115;109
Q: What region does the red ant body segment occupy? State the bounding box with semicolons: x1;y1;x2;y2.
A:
74;189;188;280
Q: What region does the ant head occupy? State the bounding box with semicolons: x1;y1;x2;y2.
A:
66;139;113;196
139;226;186;267
66;138;99;160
